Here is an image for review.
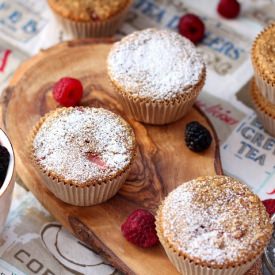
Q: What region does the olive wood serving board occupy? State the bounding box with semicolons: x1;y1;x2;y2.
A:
0;39;261;275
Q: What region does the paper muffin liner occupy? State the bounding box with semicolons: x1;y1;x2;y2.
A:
118;92;198;125
112;71;205;125
37;166;130;206
252;102;275;137
50;0;132;38
254;68;275;104
251;80;275;137
29;109;135;206
156;206;264;275
159;239;258;275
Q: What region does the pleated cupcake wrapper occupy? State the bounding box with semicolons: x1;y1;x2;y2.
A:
254;69;275;104
115;73;205;125
251;96;275;137
38;168;129;206
156;209;260;275
118;92;198;125
250;79;275;137
160;241;258;275
51;1;132;38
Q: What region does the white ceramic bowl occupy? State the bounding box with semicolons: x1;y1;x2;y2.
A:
0;129;15;234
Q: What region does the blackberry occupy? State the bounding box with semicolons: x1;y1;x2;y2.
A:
0;145;10;188
185;121;212;152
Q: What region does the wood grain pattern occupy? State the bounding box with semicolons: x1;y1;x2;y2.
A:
0;40;261;275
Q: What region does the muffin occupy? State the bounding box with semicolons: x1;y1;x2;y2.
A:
48;0;132;38
30;107;136;206
107;28;206;125
156;176;272;275
251;78;275;136
251;23;275;103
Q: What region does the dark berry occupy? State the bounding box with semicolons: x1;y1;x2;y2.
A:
53;77;83;107
185;121;212;152
121;209;159;248
217;0;241;19
0;145;10;188
178;13;205;44
262;199;275;216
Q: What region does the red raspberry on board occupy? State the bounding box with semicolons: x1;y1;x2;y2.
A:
121;209;159;248
262;199;275;216
217;0;241;19
178;13;205;44
53;77;83;107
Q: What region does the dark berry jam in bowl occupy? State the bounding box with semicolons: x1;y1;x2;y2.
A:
0;129;15;234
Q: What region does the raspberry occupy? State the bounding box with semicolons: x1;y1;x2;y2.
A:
178;13;205;44
185;121;212;152
262;199;275;216
217;0;241;19
121;209;159;248
0;145;10;188
86;152;106;169
53;77;83;107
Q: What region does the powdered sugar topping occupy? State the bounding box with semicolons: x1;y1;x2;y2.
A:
160;176;272;266
33;107;135;185
108;28;204;101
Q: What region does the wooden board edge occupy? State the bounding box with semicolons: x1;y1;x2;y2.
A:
69;216;135;275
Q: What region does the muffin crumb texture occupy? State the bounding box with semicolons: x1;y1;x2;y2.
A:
160;176;272;267
252;23;275;84
48;0;129;21
33;107;135;184
108;29;205;101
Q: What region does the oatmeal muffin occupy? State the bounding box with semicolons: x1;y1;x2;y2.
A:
30;107;136;206
107;28;206;125
251;23;275;103
48;0;132;38
156;176;272;275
